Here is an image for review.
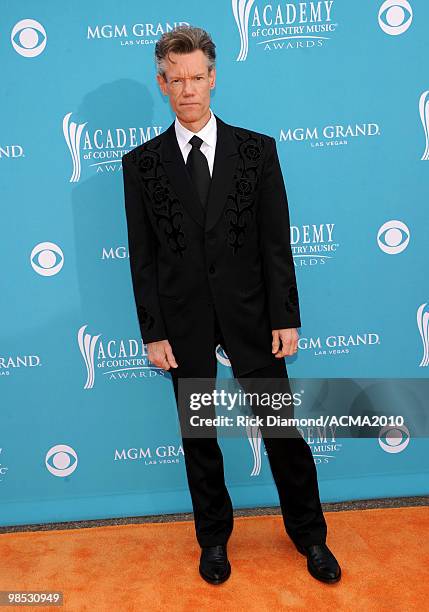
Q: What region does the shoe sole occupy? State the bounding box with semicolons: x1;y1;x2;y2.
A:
199;561;231;585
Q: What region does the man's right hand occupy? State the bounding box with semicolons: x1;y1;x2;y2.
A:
147;340;178;370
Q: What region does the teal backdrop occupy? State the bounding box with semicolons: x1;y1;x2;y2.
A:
1;0;428;526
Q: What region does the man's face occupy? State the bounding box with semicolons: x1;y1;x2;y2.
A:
157;49;216;123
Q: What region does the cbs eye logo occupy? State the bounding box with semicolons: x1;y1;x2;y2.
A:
30;242;64;276
45;444;78;477
378;0;413;35
377;220;410;254
378;425;410;453
11;19;47;57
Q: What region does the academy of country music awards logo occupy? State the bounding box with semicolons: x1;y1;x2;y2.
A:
232;0;413;61
417;303;429;368
247;423;342;473
77;324;165;389
63;113;162;182
232;0;338;61
420;91;429;161
291;223;338;267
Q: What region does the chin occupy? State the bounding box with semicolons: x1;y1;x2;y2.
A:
178;107;201;120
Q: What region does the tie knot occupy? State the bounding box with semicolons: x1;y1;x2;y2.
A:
189;135;204;149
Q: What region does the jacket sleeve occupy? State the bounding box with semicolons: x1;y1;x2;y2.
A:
258;136;301;330
122;153;167;343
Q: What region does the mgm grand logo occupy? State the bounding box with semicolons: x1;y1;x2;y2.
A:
279;122;381;147
299;333;380;356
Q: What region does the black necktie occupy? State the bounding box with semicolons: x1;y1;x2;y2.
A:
185;135;211;209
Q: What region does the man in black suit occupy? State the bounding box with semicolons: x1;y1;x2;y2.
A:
122;25;341;585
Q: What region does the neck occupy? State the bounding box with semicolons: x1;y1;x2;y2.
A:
177;108;211;133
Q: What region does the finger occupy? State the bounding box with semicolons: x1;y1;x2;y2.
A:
165;345;178;368
280;335;292;356
274;346;287;358
272;331;280;353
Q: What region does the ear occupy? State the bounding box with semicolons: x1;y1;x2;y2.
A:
209;67;216;89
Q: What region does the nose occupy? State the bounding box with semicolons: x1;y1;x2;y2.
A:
182;81;194;95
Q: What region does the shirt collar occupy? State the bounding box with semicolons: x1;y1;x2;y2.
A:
174;108;217;151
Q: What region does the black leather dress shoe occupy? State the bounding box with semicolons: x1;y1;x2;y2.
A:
295;543;341;583
199;544;231;585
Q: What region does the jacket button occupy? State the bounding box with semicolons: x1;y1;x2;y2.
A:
209;264;215;274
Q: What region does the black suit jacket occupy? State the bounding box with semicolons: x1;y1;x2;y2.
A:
121;114;301;377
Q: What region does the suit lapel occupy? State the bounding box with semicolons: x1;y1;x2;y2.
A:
205;115;239;233
160;114;239;232
160;121;205;228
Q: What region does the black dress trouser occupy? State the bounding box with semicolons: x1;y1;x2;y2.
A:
170;310;327;549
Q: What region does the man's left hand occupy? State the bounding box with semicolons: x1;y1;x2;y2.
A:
271;328;299;358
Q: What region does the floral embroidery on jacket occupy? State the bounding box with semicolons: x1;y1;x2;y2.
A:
129;144;186;257
225;131;265;254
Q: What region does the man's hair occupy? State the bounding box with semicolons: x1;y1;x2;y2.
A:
155;25;216;79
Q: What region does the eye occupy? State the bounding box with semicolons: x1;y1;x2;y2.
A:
30;241;64;276
377;220;410;254
378;0;413;35
11;19;47;57
45;445;78;477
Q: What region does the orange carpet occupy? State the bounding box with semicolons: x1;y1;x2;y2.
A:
0;506;428;611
